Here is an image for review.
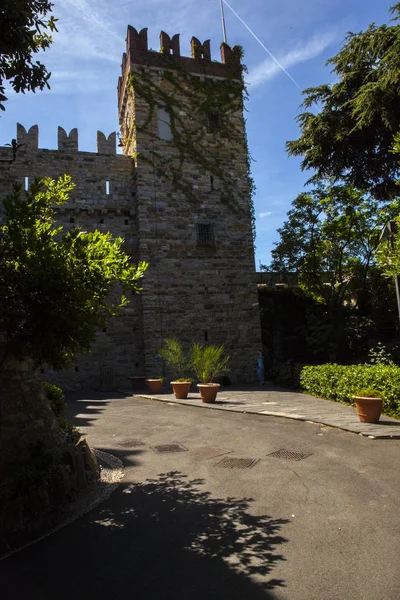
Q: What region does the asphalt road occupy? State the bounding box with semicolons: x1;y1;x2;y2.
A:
1;392;400;600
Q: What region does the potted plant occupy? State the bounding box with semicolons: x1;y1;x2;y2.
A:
352;388;383;423
191;343;230;403
158;338;193;399
145;377;164;394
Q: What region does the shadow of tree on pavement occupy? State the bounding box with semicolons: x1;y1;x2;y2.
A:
87;470;289;598
1;471;289;599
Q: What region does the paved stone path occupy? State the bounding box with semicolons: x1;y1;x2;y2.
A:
127;385;400;439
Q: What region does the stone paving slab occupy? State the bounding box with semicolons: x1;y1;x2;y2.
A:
125;385;400;439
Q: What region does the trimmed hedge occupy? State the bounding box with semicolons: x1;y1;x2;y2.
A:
300;364;400;417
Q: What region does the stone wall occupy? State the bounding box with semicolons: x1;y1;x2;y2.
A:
118;27;262;382
0;26;263;389
0;125;144;391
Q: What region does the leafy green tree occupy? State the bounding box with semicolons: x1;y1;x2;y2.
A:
0;0;57;111
0;176;147;492
377;215;400;277
0;176;147;368
265;184;400;361
287;3;400;200
266;184;399;310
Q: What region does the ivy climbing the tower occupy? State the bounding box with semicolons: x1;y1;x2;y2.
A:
122;47;256;239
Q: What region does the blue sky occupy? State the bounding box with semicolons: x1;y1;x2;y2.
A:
0;0;393;267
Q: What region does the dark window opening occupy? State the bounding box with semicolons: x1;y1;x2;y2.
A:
207;109;222;133
204;330;208;342
210;175;214;191
70;217;75;224
100;218;105;224
196;223;215;246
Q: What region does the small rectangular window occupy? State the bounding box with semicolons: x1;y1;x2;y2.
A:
25;176;29;191
106;180;110;195
207;109;221;133
196;223;215;246
157;107;173;141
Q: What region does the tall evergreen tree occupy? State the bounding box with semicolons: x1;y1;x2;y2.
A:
287;3;400;200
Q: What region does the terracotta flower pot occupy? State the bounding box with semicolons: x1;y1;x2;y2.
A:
171;381;191;399
353;396;383;423
146;379;163;394
197;383;220;403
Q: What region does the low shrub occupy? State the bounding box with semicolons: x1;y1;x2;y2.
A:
42;382;66;418
300;363;400;417
42;382;80;442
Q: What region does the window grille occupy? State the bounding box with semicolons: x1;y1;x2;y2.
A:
196;223;215;246
207;109;222;133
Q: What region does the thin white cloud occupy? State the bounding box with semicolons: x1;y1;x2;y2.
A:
248;31;337;89
50;0;124;62
259;211;272;218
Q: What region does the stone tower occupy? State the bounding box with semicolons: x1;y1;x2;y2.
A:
118;26;261;381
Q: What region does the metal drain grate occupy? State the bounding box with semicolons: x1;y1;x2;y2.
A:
118;439;145;448
215;457;260;469
267;449;312;461
151;443;188;454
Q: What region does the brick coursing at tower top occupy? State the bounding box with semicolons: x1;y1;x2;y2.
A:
0;26;262;390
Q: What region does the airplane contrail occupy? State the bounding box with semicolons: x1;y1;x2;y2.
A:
222;0;302;90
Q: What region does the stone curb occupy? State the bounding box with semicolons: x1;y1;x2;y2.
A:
0;449;124;562
128;393;400;440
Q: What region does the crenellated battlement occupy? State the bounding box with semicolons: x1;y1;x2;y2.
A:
16;123;39;150
2;124;118;155
122;25;241;72
118;25;243;126
58;127;78;152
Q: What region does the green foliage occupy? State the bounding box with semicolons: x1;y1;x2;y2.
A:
259;281;400;367
269;362;303;389
300;363;400;416
190;343;230;384
57;418;81;444
0;176;148;369
41;381;80;442
42;382;65;418
124;53;256;238
377;214;400;277
368;342;395;365
158;338;191;380
266;184;400;309
287;3;400;199
353;388;382;398
0;0;58;110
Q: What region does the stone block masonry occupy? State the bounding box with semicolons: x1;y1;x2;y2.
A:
0;125;144;391
0;24;263;390
118;26;262;382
